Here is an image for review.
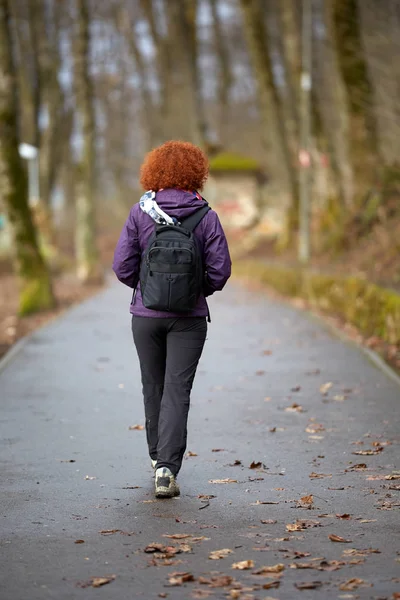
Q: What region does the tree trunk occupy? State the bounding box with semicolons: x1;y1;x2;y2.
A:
0;0;54;315
314;0;355;209
162;0;205;145
333;0;379;192
209;0;233;143
239;0;298;229
358;0;400;173
73;0;102;284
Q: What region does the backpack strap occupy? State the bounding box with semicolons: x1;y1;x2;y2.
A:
180;205;210;232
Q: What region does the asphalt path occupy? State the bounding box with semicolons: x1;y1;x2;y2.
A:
1;281;399;600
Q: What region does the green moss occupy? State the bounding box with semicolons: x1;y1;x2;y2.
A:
234;260;400;345
209;152;261;173
19;273;55;316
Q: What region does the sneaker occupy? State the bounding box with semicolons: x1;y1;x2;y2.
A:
155;467;180;498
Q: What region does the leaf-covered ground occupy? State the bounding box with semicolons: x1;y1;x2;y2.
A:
0;282;399;599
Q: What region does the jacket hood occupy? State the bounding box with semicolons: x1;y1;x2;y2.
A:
155;188;207;220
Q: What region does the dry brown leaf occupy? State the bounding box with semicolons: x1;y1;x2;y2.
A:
299;494;314;506
252;563;285;574
287;519;321;531
262;580;281;589
191;590;212;599
186;451;198;457
249;461;262;469
209;478;238;484
385;474;400;480
261;519;277;524
252;500;279;505
128;424;144;430
352;447;383;455
211;448;225;452
339;578;369;591
284;402;304;412
208;548;234;560
168;572;195;586
295;581;323;590
350;463;367;470
329;534;352;543
232;559;254;570
74;539;85;544
163;534;193;539
319;382;333;395
286;522;303;532
336;513;351;520
309;472;332;479
305;423;325;433
99;529;122;535
197;575;233;587
342;548;380;556
318;559;346;571
77;575;116;588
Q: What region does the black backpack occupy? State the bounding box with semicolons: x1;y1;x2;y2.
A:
140;204;210;313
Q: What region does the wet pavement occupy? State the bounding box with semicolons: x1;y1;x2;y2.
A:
0;281;399;600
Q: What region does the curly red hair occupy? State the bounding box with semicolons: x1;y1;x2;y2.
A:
140;141;209;191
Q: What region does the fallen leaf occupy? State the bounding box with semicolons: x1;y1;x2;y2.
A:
350;463;367;470
287;519;321;531
262;580;281;589
74;539;85;544
77;575;116;588
229;460;242;466
252;563;285;574
352;448;383;455
295;581;323;590
261;519;277;524
342;548;381;556
232;560;254;570
262;350;273;355
385;474;400;480
163;534;193;540
299;494;314;507
209;478;237;484
168;572;195;586
305;423;325;433
200;575;234;588
252;500;279;505
339;578;369;591
99;529;122;535
208;548;234;560
329;534;352;543
318;559;346;571
333;395;345;401
128;424;144;430
211;448;225;452
191;590;212;599
309;472;332;479
249;461;262;469
284;403;304;412
60;459;76;463
186;451;198;457
319;382;333;395
336;513;351;520
198;494;216;500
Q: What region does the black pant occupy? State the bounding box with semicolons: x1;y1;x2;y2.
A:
132;316;207;476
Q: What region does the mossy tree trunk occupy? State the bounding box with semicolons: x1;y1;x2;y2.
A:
73;0;102;284
239;0;299;236
0;0;54;315
333;0;379;195
314;0;355;210
358;0;400;177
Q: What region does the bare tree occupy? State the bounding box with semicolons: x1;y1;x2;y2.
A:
73;0;103;283
0;0;54;314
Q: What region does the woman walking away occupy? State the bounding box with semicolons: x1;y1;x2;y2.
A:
113;141;231;498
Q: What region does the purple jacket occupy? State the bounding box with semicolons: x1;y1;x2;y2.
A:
112;188;232;317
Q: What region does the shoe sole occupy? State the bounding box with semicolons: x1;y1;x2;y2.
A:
155;486;180;499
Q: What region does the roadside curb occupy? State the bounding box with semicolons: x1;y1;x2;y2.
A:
304;308;400;389
0;337;29;375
